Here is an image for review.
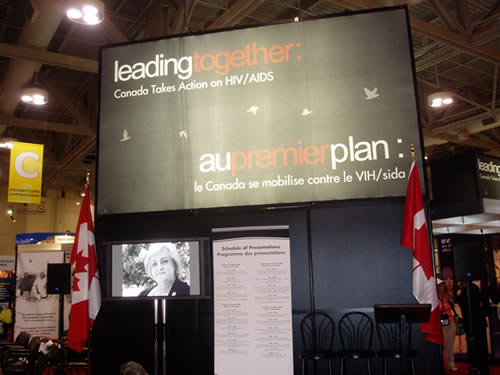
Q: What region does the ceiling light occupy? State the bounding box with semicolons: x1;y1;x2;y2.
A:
67;0;104;25
20;71;48;106
6;209;15;223
20;87;48;105
428;91;453;108
0;142;13;149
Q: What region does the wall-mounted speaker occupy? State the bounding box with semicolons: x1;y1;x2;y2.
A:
453;242;484;281
47;263;71;294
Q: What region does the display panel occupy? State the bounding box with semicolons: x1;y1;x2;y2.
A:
110;239;209;298
98;7;423;214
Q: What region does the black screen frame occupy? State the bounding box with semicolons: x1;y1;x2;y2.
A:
102;237;212;301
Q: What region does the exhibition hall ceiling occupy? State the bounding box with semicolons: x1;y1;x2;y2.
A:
0;0;498;193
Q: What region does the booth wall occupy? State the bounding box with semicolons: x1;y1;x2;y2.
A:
93;198;442;375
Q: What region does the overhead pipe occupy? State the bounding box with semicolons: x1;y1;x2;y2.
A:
0;0;66;135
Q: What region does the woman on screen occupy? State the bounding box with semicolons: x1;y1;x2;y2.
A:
139;243;190;297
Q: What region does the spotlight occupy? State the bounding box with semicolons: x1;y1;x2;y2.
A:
66;0;104;25
20;87;48;105
428;91;453;108
20;72;48;105
7;209;15;223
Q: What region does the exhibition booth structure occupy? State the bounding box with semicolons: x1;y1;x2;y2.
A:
92;6;443;375
431;153;500;364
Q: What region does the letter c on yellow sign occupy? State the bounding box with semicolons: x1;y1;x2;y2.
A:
15;152;39;178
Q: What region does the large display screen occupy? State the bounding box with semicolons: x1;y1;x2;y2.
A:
98;7;422;214
110;240;209;298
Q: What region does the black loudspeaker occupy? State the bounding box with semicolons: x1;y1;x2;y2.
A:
453;242;484;280
47;263;71;294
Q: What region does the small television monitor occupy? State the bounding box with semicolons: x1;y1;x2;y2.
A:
108;238;210;299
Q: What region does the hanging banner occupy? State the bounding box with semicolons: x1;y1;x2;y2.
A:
8;141;44;204
213;227;293;375
14;251;63;339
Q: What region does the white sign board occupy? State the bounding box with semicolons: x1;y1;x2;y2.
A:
213;236;293;375
15;252;64;339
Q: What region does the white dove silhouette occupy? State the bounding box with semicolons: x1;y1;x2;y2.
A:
301;108;312;116
364;87;379;100
179;130;188;139
120;129;131;142
247;105;259;115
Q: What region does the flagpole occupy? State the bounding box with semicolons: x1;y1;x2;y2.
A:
414;144;431;375
401;144;442;375
85;169;92;375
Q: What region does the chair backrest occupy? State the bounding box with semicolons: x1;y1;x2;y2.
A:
14;331;30;347
338;311;373;352
300;312;335;352
376;321;412;352
28;336;41;353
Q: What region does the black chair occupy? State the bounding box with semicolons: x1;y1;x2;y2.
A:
298;312;336;375
338;311;375;375
2;335;40;375
0;331;30;365
376;321;416;375
0;331;30;350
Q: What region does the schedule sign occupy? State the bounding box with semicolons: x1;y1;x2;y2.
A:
98;7;422;214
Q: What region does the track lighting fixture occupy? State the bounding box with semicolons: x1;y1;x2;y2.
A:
66;0;105;25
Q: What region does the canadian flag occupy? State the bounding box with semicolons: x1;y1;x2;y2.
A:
401;162;443;345
67;185;101;352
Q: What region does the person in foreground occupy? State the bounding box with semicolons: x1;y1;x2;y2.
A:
139;243;190;297
120;361;148;375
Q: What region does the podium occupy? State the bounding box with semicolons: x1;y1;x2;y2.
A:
374;304;431;375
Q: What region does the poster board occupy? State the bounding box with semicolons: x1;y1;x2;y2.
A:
14;251;64;339
213;227;293;375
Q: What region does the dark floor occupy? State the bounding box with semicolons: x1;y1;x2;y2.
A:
445;361;500;375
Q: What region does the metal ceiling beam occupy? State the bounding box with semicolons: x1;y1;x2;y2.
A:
43;135;96;186
103;18;129;43
326;0;500;65
456;0;471;33
0;43;98;73
410;17;500;65
428;0;465;34
423;128;500;152
207;0;266;30
38;74;89;125
325;0;381;11
172;0;198;34
0;113;95;136
145;0;170;38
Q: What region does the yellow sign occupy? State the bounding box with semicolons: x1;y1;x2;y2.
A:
8;142;44;204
